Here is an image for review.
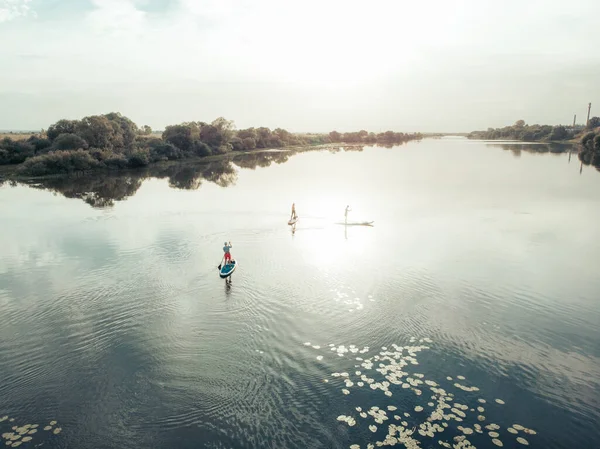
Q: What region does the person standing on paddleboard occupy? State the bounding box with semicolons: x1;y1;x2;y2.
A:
345;205;351;223
290;203;297;221
223;241;232;263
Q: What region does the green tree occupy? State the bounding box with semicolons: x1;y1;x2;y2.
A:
581;131;596;149
229;137;245;151
26;136;52;153
242;137;256;150
273;128;293;145
199;124;224;149
127;150;150;168
211;117;235;142
255;127;272;148
104;112;138;148
53;133;89;151
162;124;199;152
237;128;257;140
149;142;182;161
549;125;569;141
141;125;153;135
587;116;600;129
193;141;212;157
0;138;35;164
383;131;396;142
329;131;342;142
75;115;118;149
47;119;79;141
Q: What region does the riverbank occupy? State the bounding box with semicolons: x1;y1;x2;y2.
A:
467;119;597;144
0;112;422;177
0;143;366;182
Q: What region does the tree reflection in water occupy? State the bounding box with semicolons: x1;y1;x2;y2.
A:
4;142;599;208
13;146;358;208
578;146;600;172
485;141;599;172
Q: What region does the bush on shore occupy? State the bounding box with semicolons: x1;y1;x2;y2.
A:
18;150;103;176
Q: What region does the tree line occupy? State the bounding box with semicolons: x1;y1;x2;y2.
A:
467;118;600;142
0;112;422;177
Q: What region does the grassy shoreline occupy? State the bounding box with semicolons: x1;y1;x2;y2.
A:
0;142;365;182
476;138;580;145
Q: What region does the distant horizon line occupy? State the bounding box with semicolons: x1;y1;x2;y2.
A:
0;129;468;135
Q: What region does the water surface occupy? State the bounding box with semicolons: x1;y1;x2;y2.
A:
1;139;599;449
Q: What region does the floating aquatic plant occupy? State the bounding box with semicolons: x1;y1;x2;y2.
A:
305;339;538;448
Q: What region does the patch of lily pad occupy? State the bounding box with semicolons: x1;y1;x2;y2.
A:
0;417;62;447
304;337;538;449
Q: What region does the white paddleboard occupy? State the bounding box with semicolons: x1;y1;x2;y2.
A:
335;221;374;226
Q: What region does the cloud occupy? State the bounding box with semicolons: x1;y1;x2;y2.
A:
0;0;34;22
85;0;147;36
0;0;599;131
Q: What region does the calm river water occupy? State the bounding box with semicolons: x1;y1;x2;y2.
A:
1;138;599;449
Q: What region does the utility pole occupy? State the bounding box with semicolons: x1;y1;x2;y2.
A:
573;114;576;127
587;102;592;127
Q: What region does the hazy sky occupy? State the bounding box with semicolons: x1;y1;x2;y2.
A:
1;0;599;132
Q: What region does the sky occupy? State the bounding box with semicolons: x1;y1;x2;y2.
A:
0;0;599;132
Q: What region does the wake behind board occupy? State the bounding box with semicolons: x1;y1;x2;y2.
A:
219;260;237;278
